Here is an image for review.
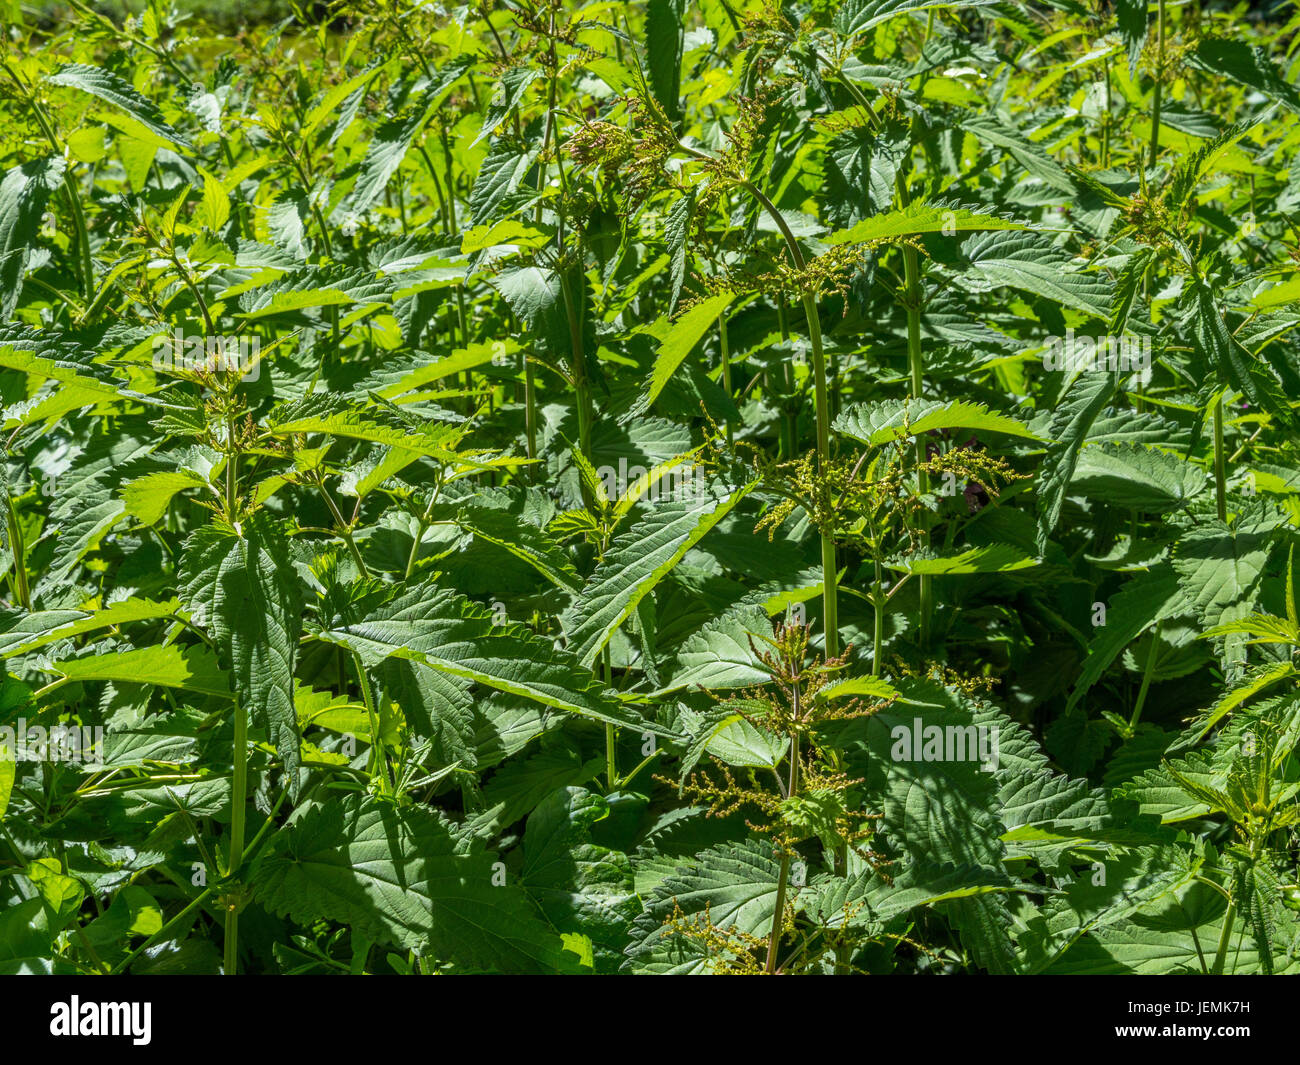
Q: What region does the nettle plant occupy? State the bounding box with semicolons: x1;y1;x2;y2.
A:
1;0;1300;975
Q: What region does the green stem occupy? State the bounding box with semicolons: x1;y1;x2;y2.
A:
719;313;733;447
1129;621;1161;732
353;651;394;794
603;647;617;790
766;701;799;974
776;296;797;457
558;266;593;465
1213;392;1227;522
1102;55;1112;168
224;414;238;519
730;175;838;658
317;476;369;577
1211;895;1237;975
113;887;214;974
903;240;932;649
224;698;248;975
1148;0;1165;169
4;491;31;611
524;354;538;478
872;556;885;676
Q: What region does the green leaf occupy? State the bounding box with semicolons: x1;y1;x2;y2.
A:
348;59;471;213
0;597;179;657
122;469;209;526
1186;279;1295;428
824;201;1028;247
834;0;1000;37
887;544;1038;575
1035;371;1117;553
0;156;64;318
521;787;638;971
633;291;736;415
1066;565;1185;712
834;397;1042;446
313;580;658;734
180;514;304;780
1068;443;1206;511
1188;37;1300;114
46;63;192;148
452;504;581;591
1115;0;1148;78
254;794;573;972
948;230;1112;318
625;840;782;974
48;644;230;697
657;603;772;694
562;480;755;668
645;0;686;122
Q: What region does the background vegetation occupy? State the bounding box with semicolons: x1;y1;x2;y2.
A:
2;0;1300;974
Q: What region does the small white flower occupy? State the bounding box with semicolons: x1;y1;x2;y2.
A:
340;212;360;238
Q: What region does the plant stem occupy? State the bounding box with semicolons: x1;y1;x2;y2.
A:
353;651;394;794
766;688;799;974
603;647;617;790
903;239;932;649
1149;0;1165;169
4;63;96;299
1129;621;1160;732
872;555;885;676
776;295;797;457
224;698;248;975
719;313;733;446
1211;894;1237;975
4;491;31;611
524;353;538;477
317;475;369;577
724;175;839;658
1102;55;1112;168
1213;392;1227;522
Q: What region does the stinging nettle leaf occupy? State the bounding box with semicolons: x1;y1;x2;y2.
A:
180;514;304;784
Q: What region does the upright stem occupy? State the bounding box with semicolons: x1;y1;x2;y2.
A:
1148;0;1165;169
872;555;885;676
804;290;838;660
523;354;538;476
603;647;617;790
903;241;931;649
1213;393;1227;522
1128;621;1161;732
1102;56;1113;168
766;686;799;974
719;313;733;446
224;698;248;976
353;651;394;794
224;414;238;518
4;492;31;611
674;159;839;657
776;296;796;457
1211;893;1237;975
558;267;593;464
1212;836;1260;975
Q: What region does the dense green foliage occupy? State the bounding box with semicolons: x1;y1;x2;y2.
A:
3;0;1300;975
